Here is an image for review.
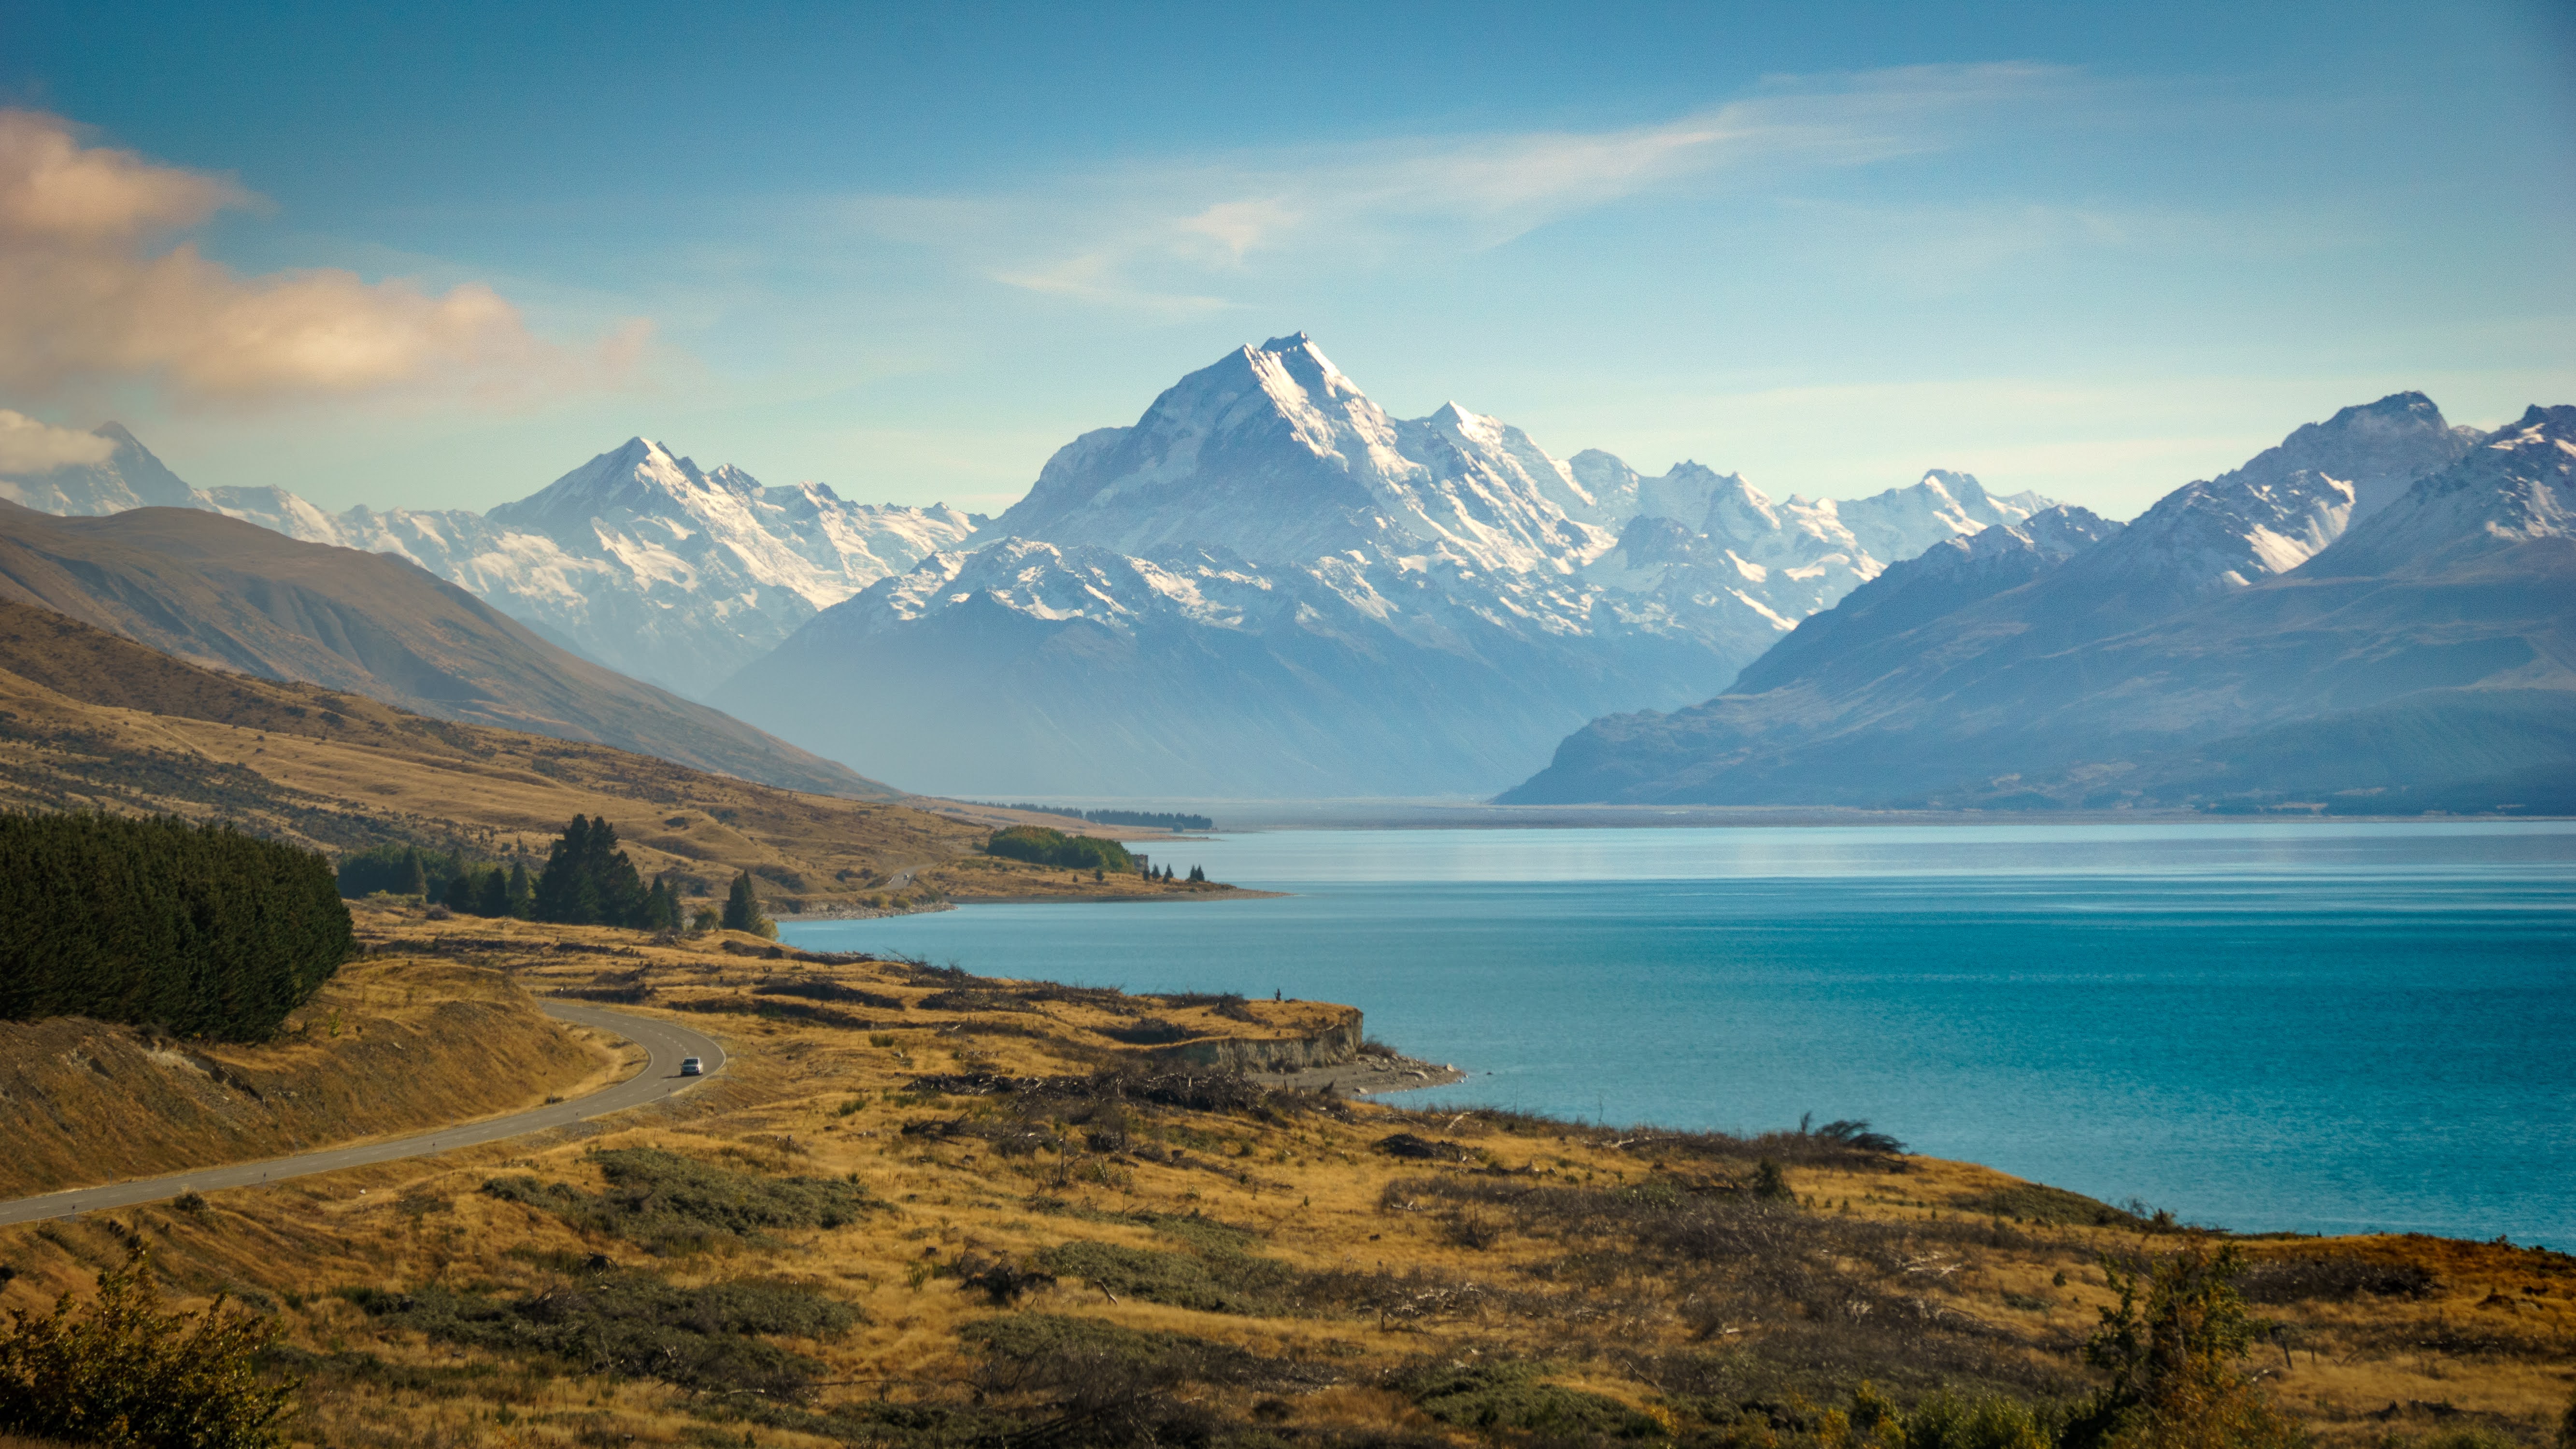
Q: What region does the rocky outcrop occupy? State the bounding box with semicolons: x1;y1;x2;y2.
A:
1150;1007;1363;1072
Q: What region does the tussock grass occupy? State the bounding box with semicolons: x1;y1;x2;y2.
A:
0;904;2565;1449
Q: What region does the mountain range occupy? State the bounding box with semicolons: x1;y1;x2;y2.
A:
1503;395;2574;813
3;335;2053;797
2;428;976;697
8;341;2559;810
721;334;2053;795
0;500;892;798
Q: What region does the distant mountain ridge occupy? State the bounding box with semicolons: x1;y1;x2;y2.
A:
1503;394;2572;813
0;428;976;697
0;500;897;799
723;334;2057;796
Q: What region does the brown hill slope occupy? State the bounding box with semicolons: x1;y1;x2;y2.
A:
0;500;893;798
0;597;1210;911
0;955;615;1200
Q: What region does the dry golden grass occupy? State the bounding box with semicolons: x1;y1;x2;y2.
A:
1;905;2565;1449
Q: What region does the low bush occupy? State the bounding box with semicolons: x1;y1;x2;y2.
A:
481;1147;874;1253
1033;1239;1299;1316
0;1244;294;1449
1391;1360;1660;1439
2234;1251;2436;1304
341;1270;858;1398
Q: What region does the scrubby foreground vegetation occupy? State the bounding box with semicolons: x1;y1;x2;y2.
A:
0;811;350;1040
0;902;2567;1449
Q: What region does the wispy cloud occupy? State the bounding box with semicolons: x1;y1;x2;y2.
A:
0;110;651;407
837;63;2083;311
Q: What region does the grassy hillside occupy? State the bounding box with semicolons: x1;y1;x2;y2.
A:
1;905;2562;1449
0;597;1230;914
0;502;893;798
0;955;618;1200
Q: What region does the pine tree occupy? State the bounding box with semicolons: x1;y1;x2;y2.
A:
506;861;534;918
531;815;646;925
721;870;767;934
398;846;427;898
441;870;474;911
639;877;679;931
475;867;509;918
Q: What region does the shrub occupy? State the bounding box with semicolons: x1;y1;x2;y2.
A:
0;1243;295;1449
1752;1158;1793;1199
342;1270;857;1398
1033;1239;1298;1316
1900;1388;2056;1449
984;826;1134;872
481;1147;873;1254
1391;1361;1659;1438
2234;1251;2435;1304
0;812;349;1041
2064;1239;2301;1449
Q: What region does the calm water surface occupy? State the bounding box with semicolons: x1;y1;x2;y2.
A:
782;822;2576;1246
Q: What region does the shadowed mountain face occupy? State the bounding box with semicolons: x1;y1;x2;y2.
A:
0;502;898;799
1504;397;2573;813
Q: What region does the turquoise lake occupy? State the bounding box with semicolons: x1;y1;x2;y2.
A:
779;821;2576;1247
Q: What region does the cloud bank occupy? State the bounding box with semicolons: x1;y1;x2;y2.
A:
0;111;646;405
0;409;114;473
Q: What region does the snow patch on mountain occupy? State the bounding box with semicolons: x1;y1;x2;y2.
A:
2055;392;2473;605
2;429;975;697
2314;404;2576;576
0;424;204;516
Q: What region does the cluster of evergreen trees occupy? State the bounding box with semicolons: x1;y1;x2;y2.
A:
1139;863;1205;883
984;825;1136;872
337;843;479;901
0;813;351;1041
339;818;684;930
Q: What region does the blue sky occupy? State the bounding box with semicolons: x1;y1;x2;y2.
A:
2;0;2570;519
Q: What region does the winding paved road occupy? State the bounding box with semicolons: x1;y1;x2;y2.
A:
0;1002;726;1228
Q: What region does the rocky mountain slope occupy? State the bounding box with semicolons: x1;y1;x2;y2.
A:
1504;395;2570;812
726;335;2052;796
0;501;896;798
0;429;976;696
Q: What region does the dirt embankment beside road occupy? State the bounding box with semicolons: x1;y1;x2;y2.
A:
0;955;620;1200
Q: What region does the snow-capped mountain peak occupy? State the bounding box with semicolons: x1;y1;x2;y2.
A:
0;422;203;516
990;334;1610;574
2064;391;2474;600
4;424;976;698
489;437;721;530
2313;403;2576;576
